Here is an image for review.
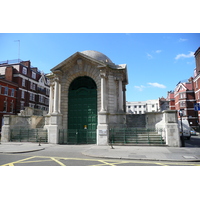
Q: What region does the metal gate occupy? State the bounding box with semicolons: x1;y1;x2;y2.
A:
59;129;96;144
67;76;97;144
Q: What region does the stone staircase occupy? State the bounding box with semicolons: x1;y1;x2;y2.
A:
110;130;166;146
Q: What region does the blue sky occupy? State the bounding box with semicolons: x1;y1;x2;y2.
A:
0;33;199;102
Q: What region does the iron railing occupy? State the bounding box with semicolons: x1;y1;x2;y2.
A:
109;128;165;145
10;128;48;143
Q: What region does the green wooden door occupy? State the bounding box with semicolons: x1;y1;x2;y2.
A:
68;76;97;144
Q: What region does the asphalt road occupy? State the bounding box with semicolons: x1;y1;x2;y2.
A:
185;134;200;147
1;143;200;166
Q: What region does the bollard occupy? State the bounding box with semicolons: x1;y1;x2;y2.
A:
39;137;41;146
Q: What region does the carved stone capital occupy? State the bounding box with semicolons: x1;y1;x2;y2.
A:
100;69;108;79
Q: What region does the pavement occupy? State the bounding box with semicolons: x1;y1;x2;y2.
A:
1;141;200;162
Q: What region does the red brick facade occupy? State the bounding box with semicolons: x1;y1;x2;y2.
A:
0;79;18;130
174;81;197;128
0;59;50;130
193;47;200;128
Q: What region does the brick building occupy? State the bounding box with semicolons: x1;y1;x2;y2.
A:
174;79;197;129
0;78;18;130
166;91;175;110
193;47;200;127
0;59;50;123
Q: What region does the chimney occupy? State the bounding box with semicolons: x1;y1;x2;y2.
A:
5;66;13;82
20;61;31;67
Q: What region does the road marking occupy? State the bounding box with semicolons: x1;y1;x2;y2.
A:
50;157;66;166
1;156;36;166
2;155;200;166
98;160;116;166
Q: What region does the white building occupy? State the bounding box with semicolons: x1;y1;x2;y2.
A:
126;99;160;114
45;50;128;145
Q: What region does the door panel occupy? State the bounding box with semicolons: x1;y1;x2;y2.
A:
68;76;97;144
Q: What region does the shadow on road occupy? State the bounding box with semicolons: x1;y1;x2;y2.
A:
185;135;200;148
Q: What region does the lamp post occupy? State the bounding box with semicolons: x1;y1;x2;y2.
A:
179;109;185;147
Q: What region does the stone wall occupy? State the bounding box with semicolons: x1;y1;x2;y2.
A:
126;114;146;128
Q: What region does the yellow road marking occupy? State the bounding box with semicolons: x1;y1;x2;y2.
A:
1;156;36;166
98;160;116;166
19;159;53;164
2;155;200;166
50;157;66;166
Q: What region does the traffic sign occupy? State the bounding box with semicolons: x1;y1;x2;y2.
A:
194;103;200;111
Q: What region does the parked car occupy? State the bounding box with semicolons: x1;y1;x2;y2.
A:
178;120;191;140
190;128;197;136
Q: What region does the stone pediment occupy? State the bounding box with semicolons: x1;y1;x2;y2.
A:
51;51;127;72
51;52;107;72
50;51;128;84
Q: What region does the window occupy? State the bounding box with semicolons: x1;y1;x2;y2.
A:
20;102;24;110
10;101;14;113
30;82;36;90
32;71;36;79
22;79;26;87
45;98;49;105
11;89;15;97
139;105;141;108
21;91;25;99
180;93;186;99
46;88;49;95
29;93;35;101
22;67;27;75
134;105;137;108
39;95;44;103
143;105;146;108
180;101;186;107
128;106;131;108
4;87;8;95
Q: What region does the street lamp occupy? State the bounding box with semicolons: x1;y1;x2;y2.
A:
179;109;185;147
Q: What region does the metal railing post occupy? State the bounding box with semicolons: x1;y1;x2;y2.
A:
19;129;21;142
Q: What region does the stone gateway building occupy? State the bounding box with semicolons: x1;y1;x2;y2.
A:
45;50;128;145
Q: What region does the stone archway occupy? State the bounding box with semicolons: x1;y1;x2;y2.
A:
67;76;97;144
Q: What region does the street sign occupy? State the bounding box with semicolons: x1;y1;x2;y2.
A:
194;103;200;111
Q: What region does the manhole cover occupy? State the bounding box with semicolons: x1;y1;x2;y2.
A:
182;156;197;159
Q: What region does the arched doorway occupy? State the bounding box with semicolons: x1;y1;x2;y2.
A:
67;76;97;144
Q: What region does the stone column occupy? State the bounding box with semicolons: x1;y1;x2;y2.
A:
123;85;126;112
53;77;59;114
100;71;107;112
48;83;54;114
58;82;61;113
118;77;123;112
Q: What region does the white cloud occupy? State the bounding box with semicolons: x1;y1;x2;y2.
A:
175;51;194;60
147;53;153;59
148;82;166;89
134;85;146;91
179;38;188;42
155;50;162;53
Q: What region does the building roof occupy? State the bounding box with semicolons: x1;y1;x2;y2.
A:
81;50;113;63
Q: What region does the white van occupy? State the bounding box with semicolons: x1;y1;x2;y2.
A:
178;120;191;140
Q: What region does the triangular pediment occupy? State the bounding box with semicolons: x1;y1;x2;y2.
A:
176;83;187;92
38;74;48;86
51;52;107;72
